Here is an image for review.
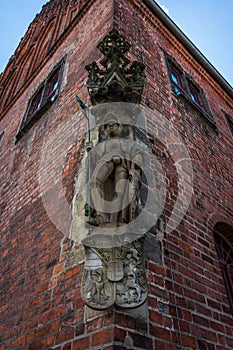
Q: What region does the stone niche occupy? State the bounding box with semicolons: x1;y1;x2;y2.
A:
71;29;161;310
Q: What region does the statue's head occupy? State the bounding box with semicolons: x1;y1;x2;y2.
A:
103;113;122;138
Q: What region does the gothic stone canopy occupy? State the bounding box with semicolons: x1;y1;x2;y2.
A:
85;29;145;105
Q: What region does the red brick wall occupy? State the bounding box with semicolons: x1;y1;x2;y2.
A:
114;1;233;349
0;1;115;349
0;0;233;349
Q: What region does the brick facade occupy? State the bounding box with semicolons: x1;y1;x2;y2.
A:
0;0;233;349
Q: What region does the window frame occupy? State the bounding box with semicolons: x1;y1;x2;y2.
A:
165;53;216;130
16;58;65;141
45;67;61;102
26;86;44;123
214;232;233;315
187;80;201;106
0;130;5;142
168;63;185;96
225;113;233;137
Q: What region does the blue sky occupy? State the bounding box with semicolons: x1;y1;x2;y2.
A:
158;0;233;87
0;0;48;72
0;1;232;87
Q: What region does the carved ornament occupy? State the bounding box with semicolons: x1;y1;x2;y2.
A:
85;29;145;105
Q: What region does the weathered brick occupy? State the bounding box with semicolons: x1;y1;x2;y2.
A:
55;329;75;345
193;314;209;328
181;334;196;348
73;337;89;350
149;309;163;324
91;328;114;347
1;1;233;350
65;265;82;280
129;332;153;350
114;327;126;342
11;335;26;348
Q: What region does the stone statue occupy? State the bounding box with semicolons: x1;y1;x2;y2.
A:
79;29;149;310
88;113;144;227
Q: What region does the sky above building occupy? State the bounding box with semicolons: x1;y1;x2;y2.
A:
0;0;232;87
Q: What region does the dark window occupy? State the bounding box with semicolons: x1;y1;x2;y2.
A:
225;113;233;136
169;65;184;95
46;67;60;102
16;58;65;141
165;54;216;129
0;131;5;142
188;81;201;105
27;87;44;124
214;232;233;314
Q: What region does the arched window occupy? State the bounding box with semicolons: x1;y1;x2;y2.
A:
214;223;233;314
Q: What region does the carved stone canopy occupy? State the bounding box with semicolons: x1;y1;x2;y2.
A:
85;29;145;105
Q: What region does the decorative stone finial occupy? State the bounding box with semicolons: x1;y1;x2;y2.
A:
85;29;145;105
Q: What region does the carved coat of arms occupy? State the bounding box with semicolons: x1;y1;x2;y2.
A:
81;238;147;309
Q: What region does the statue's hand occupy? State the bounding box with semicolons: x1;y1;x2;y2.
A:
112;156;121;165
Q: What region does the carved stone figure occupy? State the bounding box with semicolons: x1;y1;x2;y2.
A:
82;247;114;309
88;113;144;227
